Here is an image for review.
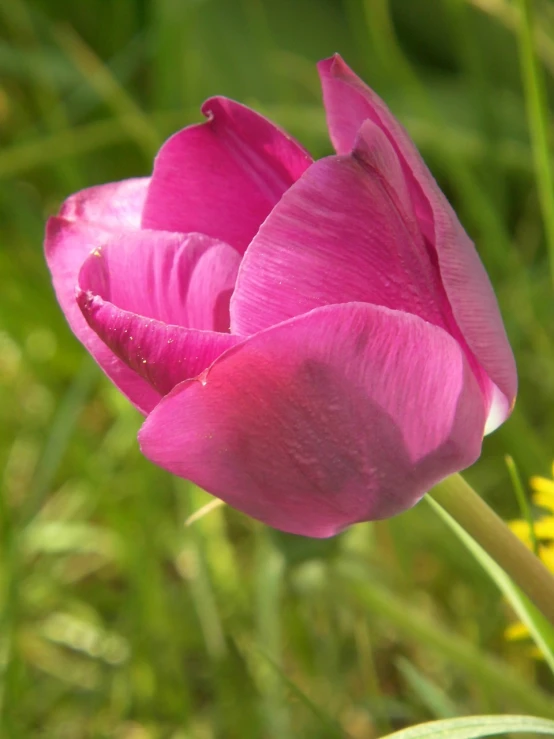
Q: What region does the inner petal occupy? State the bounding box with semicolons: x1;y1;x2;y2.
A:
79;229;241;332
76;295;240;396
76;230;243;396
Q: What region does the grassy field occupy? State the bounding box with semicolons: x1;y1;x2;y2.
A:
1;0;554;736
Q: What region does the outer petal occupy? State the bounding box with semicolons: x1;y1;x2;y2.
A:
139;303;487;538
45;217;161;413
318;55;517;428
141;97;313;254
59;178;149;229
231;120;458;343
77;230;242;395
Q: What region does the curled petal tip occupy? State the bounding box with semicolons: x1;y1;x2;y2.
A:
199;95;229;119
317;53;346;76
75;285;96;314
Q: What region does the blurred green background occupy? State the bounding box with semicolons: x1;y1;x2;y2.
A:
1;0;554;736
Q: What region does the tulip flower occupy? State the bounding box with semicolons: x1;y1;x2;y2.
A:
45;54;516;538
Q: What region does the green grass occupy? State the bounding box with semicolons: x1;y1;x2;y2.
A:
1;0;554;736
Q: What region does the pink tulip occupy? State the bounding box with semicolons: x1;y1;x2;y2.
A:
45;55;516;537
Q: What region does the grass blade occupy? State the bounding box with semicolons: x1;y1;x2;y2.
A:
383;714;554;739
426;496;554;676
517;0;554;285
336;559;554;717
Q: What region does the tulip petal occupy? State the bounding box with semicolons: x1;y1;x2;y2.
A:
141;97;313;253
76;295;240;396
139;302;486;538
231;121;458;343
59;178;149;229
78;229;241;332
45;217;161;413
318;55;517;423
76;230;242;395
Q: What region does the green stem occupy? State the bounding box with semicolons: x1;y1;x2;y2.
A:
428;474;554;625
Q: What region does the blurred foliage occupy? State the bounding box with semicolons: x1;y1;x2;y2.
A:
1;0;554;736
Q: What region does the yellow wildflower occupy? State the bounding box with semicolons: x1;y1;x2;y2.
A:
505;462;554;653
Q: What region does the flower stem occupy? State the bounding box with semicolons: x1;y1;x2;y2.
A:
428;473;554;625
